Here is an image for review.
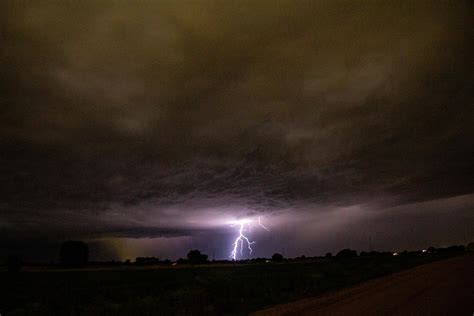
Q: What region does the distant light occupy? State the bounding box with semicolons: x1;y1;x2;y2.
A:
422;249;427;253
172;262;177;266
392;252;398;256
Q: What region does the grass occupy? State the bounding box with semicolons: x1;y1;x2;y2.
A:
0;252;462;316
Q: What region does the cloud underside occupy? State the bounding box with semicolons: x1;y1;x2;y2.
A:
0;1;473;246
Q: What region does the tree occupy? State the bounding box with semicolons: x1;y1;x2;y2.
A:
325;252;333;258
272;253;284;262
59;240;89;267
336;248;357;258
7;255;22;273
467;242;474;252
186;249;208;264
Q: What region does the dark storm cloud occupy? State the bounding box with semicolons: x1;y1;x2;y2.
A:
1;1;473;259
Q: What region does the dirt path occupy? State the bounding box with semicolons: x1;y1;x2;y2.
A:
253;255;474;316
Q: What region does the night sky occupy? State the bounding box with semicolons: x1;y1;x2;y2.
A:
1;1;473;262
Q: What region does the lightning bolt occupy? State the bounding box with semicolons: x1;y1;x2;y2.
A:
258;216;270;231
229;216;269;260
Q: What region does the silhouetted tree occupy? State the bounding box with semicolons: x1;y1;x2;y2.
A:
336;248;357;258
272;253;284;262
325;252;332;258
438;245;464;255
187;249;208;264
7;255;22;273
467;242;474;252
59;240;89;267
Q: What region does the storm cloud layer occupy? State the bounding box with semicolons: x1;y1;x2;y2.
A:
1;1;473;261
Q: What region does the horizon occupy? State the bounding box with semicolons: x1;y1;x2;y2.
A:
5;243;468;265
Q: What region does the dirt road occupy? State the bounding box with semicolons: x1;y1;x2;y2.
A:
253;255;474;316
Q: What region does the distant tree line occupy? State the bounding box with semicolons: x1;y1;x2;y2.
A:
135;257;171;265
3;242;471;272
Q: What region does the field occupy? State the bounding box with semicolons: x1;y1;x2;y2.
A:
0;252;463;316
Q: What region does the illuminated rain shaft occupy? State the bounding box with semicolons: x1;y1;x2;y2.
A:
230;217;270;260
